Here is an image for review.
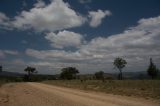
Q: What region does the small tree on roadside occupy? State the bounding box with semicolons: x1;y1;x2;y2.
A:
147;58;159;79
95;71;104;80
60;67;79;80
113;57;127;80
24;66;37;81
0;66;2;72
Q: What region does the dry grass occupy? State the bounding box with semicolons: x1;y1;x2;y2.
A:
43;80;160;100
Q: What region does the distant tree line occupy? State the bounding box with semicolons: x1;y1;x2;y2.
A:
0;57;159;82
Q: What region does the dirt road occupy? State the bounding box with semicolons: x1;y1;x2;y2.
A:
0;83;159;106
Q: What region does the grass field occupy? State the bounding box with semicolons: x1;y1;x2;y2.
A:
43;80;160;100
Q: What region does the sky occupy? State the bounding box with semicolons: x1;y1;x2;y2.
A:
0;0;160;74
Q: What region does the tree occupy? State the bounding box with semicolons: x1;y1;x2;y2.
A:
147;58;159;79
113;57;127;80
95;71;104;80
24;66;37;81
60;67;79;80
0;66;2;72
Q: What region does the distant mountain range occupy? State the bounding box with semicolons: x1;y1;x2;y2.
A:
104;71;150;79
0;71;24;77
0;71;159;79
123;71;149;79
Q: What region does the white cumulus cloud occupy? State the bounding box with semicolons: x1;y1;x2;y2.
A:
4;50;19;55
45;30;84;48
0;50;19;58
0;0;86;32
88;9;111;27
26;15;160;73
12;0;86;31
0;12;12;30
0;1;113;32
80;15;160;67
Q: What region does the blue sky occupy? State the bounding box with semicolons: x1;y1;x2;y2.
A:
0;0;160;74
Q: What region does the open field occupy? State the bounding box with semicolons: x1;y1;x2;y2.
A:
0;82;159;106
43;80;160;100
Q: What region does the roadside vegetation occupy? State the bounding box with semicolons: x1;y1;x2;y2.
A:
0;76;23;87
42;58;160;100
43;80;160;100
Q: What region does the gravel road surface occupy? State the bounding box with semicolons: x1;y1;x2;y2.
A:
0;82;159;106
